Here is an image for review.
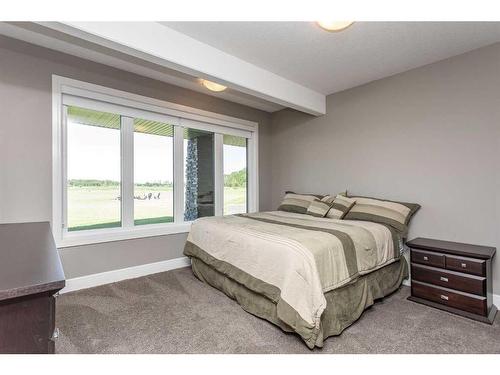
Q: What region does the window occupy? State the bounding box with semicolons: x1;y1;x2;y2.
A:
134;119;174;225
184;128;215;220
223;135;247;215
53;76;258;247
66;106;122;231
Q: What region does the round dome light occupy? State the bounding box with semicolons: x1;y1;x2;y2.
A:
201;79;227;92
317;21;354;32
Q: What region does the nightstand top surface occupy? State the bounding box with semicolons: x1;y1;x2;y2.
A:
407;237;496;259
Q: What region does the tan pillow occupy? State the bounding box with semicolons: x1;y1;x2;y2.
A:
344;196;420;234
325;195;357;219
306;199;333;217
277;192;322;214
321;190;347;202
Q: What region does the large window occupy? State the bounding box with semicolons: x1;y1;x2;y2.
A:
53;77;258;247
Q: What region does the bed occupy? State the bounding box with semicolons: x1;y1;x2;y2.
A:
183;210;410;348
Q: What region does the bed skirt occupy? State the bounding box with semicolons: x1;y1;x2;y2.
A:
190;256;408;349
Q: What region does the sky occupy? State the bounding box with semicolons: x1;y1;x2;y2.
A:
67;123;246;183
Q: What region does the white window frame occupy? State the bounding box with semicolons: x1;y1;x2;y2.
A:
52;75;259;248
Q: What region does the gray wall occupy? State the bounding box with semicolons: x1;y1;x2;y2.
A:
2;34;499;291
270;42;500;291
0;36;272;278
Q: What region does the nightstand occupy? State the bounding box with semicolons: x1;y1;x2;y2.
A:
407;237;497;324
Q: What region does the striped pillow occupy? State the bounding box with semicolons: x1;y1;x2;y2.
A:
278;192;322;214
306;199;333;217
344;196;420;234
325;195;356;219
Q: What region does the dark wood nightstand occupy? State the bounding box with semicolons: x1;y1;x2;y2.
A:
407;237;497;324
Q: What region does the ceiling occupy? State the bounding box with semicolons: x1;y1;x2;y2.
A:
163;22;500;95
0;22;285;113
2;22;500;115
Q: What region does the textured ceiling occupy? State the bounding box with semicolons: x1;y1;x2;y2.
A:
162;22;500;95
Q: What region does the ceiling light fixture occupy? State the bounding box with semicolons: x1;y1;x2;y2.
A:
317;21;354;32
201;79;227;92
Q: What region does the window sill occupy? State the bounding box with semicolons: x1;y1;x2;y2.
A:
57;221;192;248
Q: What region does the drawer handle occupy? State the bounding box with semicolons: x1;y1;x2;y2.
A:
440;276;449;282
440;294;449;301
461;263;467;268
423;256;429;261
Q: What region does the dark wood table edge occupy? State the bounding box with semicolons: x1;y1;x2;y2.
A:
407;295;497;324
0;280;66;302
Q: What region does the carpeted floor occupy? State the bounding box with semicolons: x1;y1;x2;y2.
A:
55;266;500;354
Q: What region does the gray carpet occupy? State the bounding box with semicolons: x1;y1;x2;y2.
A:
55;267;500;354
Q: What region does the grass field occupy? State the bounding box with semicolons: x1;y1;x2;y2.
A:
67;185;246;231
223;187;247;215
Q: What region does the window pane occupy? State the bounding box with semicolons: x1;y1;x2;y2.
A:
184;128;214;220
66;106;121;231
223;135;248;215
134;118;174;225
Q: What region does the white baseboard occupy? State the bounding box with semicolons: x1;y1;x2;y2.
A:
402;278;499;308
61;256;191;294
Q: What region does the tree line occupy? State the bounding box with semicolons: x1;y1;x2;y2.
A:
69;167;246;188
224;168;247;188
68;179;173;187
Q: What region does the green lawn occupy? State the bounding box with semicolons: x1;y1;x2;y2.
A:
223;186;247;215
67;185;122;231
67;185;246;231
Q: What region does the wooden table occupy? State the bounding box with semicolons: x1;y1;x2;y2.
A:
0;222;65;353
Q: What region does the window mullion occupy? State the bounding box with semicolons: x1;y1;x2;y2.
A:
121;116;134;227
173;125;184;223
61;105;68;233
247;136;258;213
214;133;224;216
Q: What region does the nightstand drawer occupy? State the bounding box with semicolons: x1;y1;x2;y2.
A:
411;249;445;268
412;281;487;316
411;263;486;295
445;255;485;276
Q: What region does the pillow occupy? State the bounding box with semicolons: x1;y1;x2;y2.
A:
306;199;333;217
278;191;322;214
320;195;334;203
325;195;356;219
343;196;420;235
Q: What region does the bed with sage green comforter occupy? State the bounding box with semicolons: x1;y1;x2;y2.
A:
183;211;408;348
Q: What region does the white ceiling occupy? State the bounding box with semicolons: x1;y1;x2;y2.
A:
163;22;500;95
